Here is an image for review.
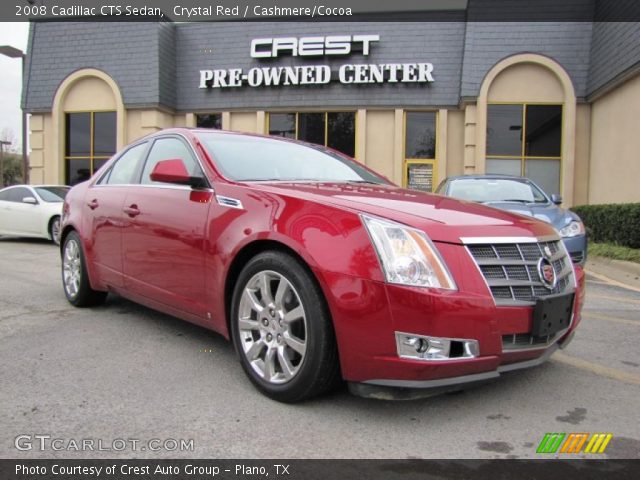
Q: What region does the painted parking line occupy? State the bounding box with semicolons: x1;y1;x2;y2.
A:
582;312;640;327
587;293;640;306
552;352;640;386
584;269;640;294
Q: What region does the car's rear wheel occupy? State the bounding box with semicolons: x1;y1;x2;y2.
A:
230;251;340;403
49;216;61;245
62;231;107;307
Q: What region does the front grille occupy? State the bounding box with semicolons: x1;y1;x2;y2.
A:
570;251;585;264
467;239;575;306
502;333;557;350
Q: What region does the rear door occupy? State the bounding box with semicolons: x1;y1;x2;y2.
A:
85;142;149;288
121;135;212;317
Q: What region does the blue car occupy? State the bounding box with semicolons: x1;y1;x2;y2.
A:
436;175;587;264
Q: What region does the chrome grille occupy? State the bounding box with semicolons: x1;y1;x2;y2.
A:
502;333;557;350
466;238;575;306
504;265;529;280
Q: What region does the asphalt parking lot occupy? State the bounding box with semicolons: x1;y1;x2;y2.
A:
1;238;639;459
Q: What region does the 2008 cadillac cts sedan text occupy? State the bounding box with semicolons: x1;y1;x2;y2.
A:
60;129;584;402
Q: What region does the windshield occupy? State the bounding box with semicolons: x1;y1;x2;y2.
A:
447;178;548;203
197;133;388;184
35;187;70;202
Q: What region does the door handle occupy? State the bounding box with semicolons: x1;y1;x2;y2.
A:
87;199;99;210
123;205;141;218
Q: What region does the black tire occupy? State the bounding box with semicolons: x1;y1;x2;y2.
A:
230;251;340;403
61;231;107;307
49;216;61;246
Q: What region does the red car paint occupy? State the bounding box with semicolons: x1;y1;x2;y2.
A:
61;129;584;391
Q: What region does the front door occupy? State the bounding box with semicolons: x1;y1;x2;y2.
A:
121;136;212;317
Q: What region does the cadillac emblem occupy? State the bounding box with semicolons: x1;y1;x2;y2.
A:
537;257;557;290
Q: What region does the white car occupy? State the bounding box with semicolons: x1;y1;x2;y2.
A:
0;185;70;245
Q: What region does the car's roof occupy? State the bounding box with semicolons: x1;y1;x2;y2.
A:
138;127;347;157
1;184;69;188
444;174;533;182
0;184;70;192
141;128;324;149
143;127;273;141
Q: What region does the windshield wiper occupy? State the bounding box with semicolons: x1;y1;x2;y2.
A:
345;180;382;185
484;199;530;204
242;178;296;182
242;179;383;185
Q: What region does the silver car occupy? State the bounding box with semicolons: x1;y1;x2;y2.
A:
436;175;587;264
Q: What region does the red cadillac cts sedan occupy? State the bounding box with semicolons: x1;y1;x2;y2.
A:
60;129;584;402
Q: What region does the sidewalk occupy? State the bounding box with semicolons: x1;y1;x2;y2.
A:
584;255;640;292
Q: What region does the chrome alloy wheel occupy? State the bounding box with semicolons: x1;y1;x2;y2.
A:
51;218;61;245
63;239;81;298
238;270;307;384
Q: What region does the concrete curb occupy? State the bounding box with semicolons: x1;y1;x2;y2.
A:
585;255;640;292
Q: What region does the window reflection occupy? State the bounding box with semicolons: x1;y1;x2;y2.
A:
525;105;562;157
487;105;522;156
486;103;563;194
405;112;436;159
65;112;116;185
298;113;325;145
268;112;355;157
327;112;355;157
404;111;437;192
269;113;296;138
93;112;117;156
65;113;91;157
196;113;222;129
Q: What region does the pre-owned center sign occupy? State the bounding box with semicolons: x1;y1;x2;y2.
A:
199;35;434;89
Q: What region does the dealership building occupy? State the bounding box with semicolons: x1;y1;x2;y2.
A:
21;7;640;206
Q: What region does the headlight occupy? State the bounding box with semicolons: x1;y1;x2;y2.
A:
361;215;456;290
559;220;585;238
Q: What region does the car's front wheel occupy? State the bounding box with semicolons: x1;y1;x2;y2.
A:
230;251;340;402
62;231;107;307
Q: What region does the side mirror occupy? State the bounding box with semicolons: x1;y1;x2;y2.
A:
149;159;205;188
22;196;38;205
551;194;562;205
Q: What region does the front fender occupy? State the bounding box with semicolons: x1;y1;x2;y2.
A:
205;185;384;338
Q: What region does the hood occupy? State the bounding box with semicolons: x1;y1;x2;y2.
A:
251;182;558;244
481;201;576;230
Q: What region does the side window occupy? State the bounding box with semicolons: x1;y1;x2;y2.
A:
96;167;112;185
435;180;447;195
141;137;204;185
105;143;148;185
0;190;11;201
8;187;32;203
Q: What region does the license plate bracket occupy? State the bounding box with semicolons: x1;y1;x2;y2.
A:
532;293;574;337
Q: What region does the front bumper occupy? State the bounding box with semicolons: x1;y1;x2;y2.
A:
562;234;587;265
319;246;585;394
349;331;575;400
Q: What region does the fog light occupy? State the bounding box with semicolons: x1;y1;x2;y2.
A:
402;336;429;353
395;332;479;361
416;338;429;353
